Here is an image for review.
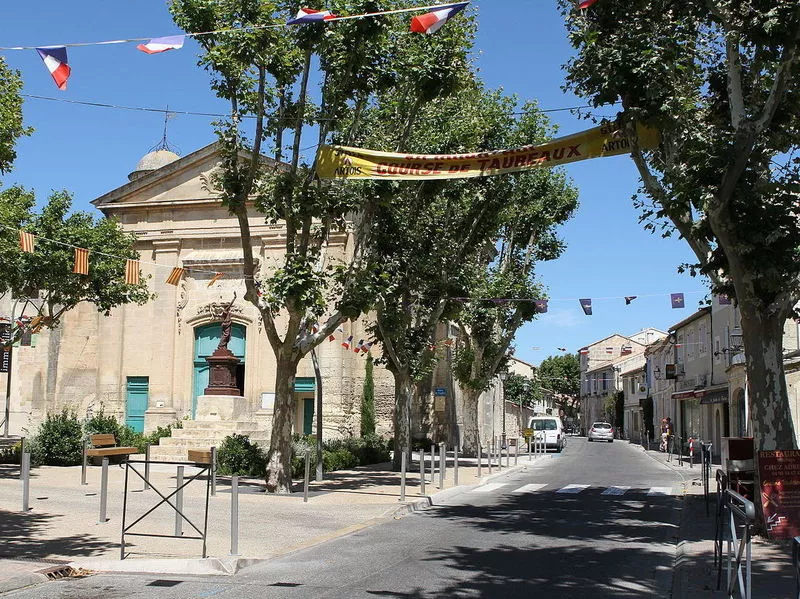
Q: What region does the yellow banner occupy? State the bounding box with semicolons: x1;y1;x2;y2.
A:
318;121;659;180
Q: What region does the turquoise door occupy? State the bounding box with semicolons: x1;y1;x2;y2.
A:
126;376;149;433
192;323;246;418
303;398;314;435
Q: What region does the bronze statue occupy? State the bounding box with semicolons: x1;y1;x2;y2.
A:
217;292;237;351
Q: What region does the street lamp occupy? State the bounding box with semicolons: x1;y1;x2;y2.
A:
654;366;662;380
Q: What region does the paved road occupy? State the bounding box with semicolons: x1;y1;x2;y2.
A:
5;438;685;598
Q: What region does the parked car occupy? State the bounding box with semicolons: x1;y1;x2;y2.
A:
527;416;566;452
588;422;614;443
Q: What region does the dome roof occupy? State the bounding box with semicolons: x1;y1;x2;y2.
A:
128;149;180;181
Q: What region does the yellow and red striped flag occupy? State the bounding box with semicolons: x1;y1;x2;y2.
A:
124;259;140;285
19;231;35;253
207;272;224;287
166;267;185;286
73;248;89;275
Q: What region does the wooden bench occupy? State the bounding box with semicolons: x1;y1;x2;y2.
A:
85;434;138;459
187;449;212;465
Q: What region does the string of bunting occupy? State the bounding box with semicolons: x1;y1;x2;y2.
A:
1;2;470;90
448;290;716;312
7;225;225;288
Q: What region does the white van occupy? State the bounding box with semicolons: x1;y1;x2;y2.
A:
527;416;565;453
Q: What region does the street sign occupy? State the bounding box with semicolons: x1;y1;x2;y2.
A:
759;450;800;539
522;428;533;438
434;387;447;396
434;396;445;412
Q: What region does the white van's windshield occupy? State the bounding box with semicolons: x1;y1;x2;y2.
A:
531;419;558;431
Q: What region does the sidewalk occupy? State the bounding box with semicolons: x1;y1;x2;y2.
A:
0;448;539;593
634;440;797;597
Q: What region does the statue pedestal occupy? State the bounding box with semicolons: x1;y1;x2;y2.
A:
204;348;240;396
195;394;250;421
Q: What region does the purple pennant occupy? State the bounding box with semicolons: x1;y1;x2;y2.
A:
534;299;548;314
671;293;685;309
579;298;592;315
718;294;732;305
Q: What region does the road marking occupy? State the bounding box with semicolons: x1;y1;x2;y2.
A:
470;483;506;493
647;487;673;496
556;484;589;494
601;486;630;496
511;483;547;494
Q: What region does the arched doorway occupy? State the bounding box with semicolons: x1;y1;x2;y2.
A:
192;323;246;418
733;388;746;437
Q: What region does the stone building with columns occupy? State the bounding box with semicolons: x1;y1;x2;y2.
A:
0;143;395;458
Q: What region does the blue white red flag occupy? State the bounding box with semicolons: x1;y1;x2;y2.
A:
287;8;337;24
36;46;71;90
342;335;353;350
410;2;468;34
136;35;185;54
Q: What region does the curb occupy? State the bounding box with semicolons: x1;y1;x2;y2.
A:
68;556;263;577
0;572;49;594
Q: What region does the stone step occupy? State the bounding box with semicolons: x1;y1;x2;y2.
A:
178;421;261;432
170;427;260;439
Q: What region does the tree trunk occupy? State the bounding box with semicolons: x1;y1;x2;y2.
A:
460;387;482;457
392;368;413;471
739;302;796;451
265;356;299;493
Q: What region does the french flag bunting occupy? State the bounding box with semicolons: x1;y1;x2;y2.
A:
410;2;468;34
136;35;185;54
287;8;337;24
36;46;71;90
354;339;364;353
342;335;352;350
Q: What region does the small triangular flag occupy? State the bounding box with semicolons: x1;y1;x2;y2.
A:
624;296;637;305
579;298;592;315
166;267;185;286
207;272;224;287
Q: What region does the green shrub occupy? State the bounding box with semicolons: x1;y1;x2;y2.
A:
216;434;266;477
84;408;123;439
30;408;83;466
145;421;182;446
0;441;22;464
412;437;434;452
289;434;391;477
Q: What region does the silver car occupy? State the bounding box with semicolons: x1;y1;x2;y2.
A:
588;422;614;443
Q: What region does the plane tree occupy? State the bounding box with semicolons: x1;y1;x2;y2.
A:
559;0;800;451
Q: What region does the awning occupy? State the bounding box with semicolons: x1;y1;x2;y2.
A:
698;387;729;405
672;390;696;400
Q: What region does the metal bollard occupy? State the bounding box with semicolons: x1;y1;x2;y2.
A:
454;446;459;486
230;475;239;556
419;449;426;496
477;444;482;478
488;442;493;474
303;450;311;503
400;450;407;501
210;446;217;496
514;440;518;466
99;457;109;524
144;444;151;491
175;465;184;536
21;452;30;512
81;438;88;486
430;444;437;483
505;443;510;468
439;443;445;489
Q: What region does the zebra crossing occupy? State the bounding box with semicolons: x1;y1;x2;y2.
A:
468;482;677;497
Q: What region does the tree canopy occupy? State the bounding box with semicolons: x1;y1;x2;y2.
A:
0;58;29;175
559;0;800;451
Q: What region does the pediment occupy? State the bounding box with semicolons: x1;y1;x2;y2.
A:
92;143;284;213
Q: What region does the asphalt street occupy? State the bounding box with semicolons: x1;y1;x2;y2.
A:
4;438;686;598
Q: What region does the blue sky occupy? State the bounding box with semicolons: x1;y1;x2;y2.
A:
0;1;709;366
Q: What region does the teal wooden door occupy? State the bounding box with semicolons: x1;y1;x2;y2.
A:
192;323;246;418
126;376;149;433
303;398;314;435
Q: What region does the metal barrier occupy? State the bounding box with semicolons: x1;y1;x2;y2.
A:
120;458;212;560
714;469;755;598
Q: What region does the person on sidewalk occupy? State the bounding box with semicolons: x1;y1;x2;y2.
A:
660;418;669;452
665;417;675;453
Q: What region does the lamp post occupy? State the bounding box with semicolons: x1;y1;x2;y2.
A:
3;299;22;438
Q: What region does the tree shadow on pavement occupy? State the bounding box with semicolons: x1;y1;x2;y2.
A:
0;508;115;559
